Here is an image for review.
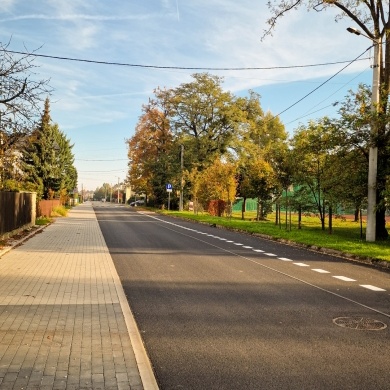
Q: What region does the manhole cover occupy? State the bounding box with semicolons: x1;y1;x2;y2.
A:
333;317;387;331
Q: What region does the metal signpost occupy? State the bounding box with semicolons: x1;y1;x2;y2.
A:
166;183;172;210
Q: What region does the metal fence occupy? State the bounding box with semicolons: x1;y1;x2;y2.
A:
0;192;36;238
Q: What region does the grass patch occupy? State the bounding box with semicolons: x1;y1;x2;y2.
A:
35;216;52;225
157;210;390;262
51;205;68;217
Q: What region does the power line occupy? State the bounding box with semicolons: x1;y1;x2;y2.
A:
76;158;127;161
78;169;126;173
284;66;370;125
271;45;373;120
4;49;370;71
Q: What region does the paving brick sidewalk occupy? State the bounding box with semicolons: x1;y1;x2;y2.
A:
0;203;158;390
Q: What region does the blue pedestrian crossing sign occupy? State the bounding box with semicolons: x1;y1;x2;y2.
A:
166;183;173;192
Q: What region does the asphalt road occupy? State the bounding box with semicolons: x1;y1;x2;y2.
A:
93;203;390;390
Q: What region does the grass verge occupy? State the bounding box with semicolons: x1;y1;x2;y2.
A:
157;210;390;262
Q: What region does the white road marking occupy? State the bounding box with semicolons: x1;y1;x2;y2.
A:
278;257;293;262
233;243;244;246
140;213;390;319
264;253;277;257
360;285;386;292
243;246;253;249
312;269;330;274
294;262;310;267
333;276;356;282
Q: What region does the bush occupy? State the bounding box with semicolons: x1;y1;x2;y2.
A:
35;216;52;225
51;205;68;217
208;200;227;217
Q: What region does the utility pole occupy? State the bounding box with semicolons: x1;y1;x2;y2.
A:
366;37;380;242
347;27;381;242
117;177;120;203
179;145;184;211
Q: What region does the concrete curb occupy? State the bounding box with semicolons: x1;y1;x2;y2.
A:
0;224;47;258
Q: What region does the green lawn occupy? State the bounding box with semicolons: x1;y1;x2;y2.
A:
157;210;390;262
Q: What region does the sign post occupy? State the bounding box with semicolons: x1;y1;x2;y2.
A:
166;183;172;210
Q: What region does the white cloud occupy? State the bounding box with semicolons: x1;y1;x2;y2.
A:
0;0;17;12
1;0;375;189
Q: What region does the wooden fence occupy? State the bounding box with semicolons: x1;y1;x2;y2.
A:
0;192;37;239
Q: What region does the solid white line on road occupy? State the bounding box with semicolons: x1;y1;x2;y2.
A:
312;269;330;274
333;276;356;282
360;285;386;292
294;262;310;267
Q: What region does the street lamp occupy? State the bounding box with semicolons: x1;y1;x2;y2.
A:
347;27;381;242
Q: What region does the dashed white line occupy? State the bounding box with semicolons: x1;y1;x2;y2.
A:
360;285;386;292
312;269;330;274
151;216;388;295
333;276;356;282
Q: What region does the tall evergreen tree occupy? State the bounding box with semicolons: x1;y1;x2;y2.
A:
22;98;77;200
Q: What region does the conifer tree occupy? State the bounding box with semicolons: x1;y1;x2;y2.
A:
22;98;77;199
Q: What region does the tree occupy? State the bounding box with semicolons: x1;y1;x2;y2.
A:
329;85;372;221
156;73;243;171
232;92;288;220
264;1;390;239
290;119;340;230
197;158;237;216
127;106;176;207
94;184;108;201
22;98;77;200
0;41;51;188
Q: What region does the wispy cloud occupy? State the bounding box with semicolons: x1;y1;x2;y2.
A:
1;0;373;189
0;13;166;22
0;0;17;13
176;0;180;22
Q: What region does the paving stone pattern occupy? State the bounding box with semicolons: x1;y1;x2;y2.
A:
0;204;144;390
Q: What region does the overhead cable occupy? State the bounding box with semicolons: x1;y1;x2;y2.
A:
271;45;373;119
4;49;370;71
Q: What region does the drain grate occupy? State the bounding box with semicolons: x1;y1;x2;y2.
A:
333;316;387;331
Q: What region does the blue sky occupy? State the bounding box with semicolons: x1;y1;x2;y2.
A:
1;1;373;190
